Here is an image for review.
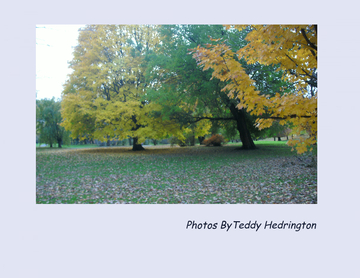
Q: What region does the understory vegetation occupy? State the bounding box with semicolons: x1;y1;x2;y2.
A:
36;142;317;204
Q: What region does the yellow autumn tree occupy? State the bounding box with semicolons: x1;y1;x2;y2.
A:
61;25;184;150
192;25;317;154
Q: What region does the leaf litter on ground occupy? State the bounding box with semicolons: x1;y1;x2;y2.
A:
36;143;317;204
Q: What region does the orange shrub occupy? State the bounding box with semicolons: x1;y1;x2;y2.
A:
202;134;225;146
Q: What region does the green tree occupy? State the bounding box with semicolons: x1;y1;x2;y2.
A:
146;25;292;149
36;98;70;148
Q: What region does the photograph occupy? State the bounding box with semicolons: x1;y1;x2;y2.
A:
36;24;317;204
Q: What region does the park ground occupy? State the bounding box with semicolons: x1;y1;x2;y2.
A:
36;141;317;204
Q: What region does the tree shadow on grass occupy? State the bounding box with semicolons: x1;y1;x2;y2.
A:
74;145;242;156
37;144;295;159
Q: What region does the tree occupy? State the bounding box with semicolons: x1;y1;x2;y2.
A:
36;98;70;148
192;25;317;154
144;25;219;144
147;25;293;149
61;25;184;151
144;25;253;148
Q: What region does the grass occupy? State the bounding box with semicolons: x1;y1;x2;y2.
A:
36;143;100;149
36;141;317;204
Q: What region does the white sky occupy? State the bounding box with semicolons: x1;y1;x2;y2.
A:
36;25;85;100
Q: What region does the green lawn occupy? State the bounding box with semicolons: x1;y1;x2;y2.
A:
36;143;100;149
36;141;317;204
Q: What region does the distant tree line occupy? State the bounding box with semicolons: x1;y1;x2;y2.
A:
36;98;70;148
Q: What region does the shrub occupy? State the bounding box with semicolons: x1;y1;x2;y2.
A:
203;134;225;147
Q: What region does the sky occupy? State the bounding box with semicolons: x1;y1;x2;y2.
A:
36;25;85;100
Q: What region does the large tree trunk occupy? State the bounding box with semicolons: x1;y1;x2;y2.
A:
132;137;145;151
189;134;195;146
57;139;62;148
229;104;256;150
130;115;145;150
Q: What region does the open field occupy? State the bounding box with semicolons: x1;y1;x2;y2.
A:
36;142;317;204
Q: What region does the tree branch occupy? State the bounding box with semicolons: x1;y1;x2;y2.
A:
284;54;317;85
259;114;316;120
189;116;234;124
300;28;317;52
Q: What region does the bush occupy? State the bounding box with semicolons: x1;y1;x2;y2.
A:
202;134;225;147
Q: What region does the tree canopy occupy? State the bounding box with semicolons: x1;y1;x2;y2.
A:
60;24;317;154
192;25;317;153
145;25;296;149
61;25;185;150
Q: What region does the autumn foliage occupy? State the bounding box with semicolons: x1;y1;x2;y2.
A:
192;25;317;154
60;24;317;154
61;25;185;150
203;134;225;146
